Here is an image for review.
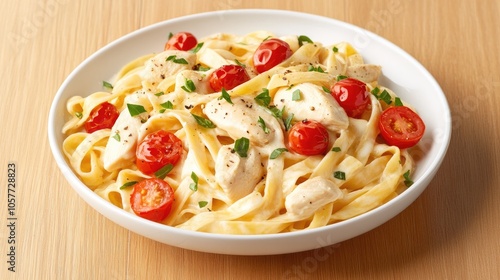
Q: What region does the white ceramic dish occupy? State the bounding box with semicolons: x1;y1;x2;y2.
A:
48;9;451;255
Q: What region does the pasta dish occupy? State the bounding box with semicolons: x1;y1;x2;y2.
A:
61;31;425;234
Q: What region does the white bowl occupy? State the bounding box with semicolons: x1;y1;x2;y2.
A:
48;9;451;255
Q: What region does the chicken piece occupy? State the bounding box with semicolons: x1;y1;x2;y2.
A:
215;145;264;202
174;70;212;95
203;96;282;146
346;64;382;83
273;83;348;131
102;94;149;172
285;177;343;218
140;50;196;89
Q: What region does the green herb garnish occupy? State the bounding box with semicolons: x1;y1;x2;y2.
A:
127;103;147;117
258;116;270;134
292;89;302;101
191;42;204;53
233;137;250;158
403;170;414;187
270;148;288;159
192;114;216;128
189;172;199;191
103;81;113;90
333;171;346;180
298;35;314;46
181;78;196;93
218;88;233;104
154;164;174;179
119;181;138;190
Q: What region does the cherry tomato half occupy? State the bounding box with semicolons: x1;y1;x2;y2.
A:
288;120;330;156
136;130;183;175
130;178;174;222
330;77;370;118
208;64;250;92
164;32;198;51
253;38;292;73
84;102;119;133
378;106;425;149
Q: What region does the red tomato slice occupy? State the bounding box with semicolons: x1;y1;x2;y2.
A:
288;120;330;156
84;102;119;133
330;77;370;118
130;178;174;222
164;32;198;51
378;106;425;149
208;64;250;92
253;38;292;73
136;130;183;175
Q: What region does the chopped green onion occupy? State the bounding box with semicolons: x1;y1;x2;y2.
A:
233;137;250;158
332;46;339;53
292;89;302;101
270;148;288;159
155;91;165;96
119;181;138;190
331;147;341;152
127;103;147;117
197;65;211;71
154;164;174;179
189;172;199;191
322;86;331;93
167;32;173;39
333;171;346;180
192;114;216;128
75;112;83;119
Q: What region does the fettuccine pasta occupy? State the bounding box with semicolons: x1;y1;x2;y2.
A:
62;31;421;234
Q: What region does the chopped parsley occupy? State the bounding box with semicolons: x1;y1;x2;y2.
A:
292;89;302;101
191;42;204;53
166;55;188;64
160;101;174;112
298;35;314;46
403;170;414;187
102;81;113;90
333;171;346;180
155;91;165;96
308;65;325;73
189;172;199;191
192;114;216;128
254;88;271;107
270;148;288;159
154;164;174;179
181;78;196;93
258;116;270;134
218;88;233;104
198;201;208;208
233;137;250;158
112;132;120;142
332;46;339;53
119;181;138;190
331;147;341;152
127;103;147;117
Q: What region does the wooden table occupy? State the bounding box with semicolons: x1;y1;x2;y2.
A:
1;0;499;279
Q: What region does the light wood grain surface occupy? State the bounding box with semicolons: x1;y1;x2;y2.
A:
1;0;499;279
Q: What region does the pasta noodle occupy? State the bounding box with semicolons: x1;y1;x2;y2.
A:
62;31;419;234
